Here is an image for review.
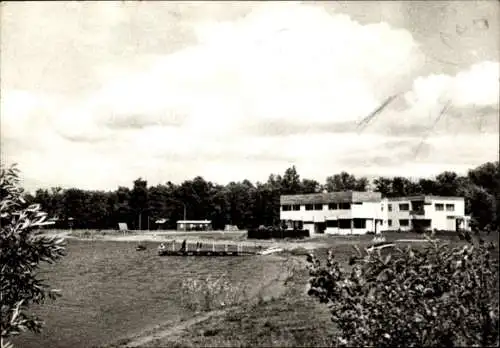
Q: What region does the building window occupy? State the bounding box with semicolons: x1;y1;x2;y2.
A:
435;203;444;211
339;202;351;210
338;219;351;229
399;203;410;211
326;220;338;228
282;205;291;211
305;204;314;211
353;218;366;229
292;204;300;211
328;203;337;210
388;219;392;227
399;219;409;227
446;204;455;212
381;205;384;211
388;204;392;212
314;204;323;210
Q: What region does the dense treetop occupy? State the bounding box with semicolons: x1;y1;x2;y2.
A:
25;162;499;231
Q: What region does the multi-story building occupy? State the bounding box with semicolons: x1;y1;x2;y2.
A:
280;192;470;235
280;191;384;235
382;195;470;232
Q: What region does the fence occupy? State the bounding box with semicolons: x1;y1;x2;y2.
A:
247;228;310;240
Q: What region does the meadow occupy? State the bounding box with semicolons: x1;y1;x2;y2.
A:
11;231;499;348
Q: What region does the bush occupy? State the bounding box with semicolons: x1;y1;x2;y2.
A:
180;273;247;312
1;165;66;348
306;233;499;347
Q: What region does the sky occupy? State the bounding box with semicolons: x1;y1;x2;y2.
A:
1;1;499;192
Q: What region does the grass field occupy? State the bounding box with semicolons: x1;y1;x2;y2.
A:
11;232;499;348
12;239;293;348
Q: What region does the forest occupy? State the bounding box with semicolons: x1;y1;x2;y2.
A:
25;161;499;231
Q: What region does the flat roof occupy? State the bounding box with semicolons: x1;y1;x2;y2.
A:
280;191;382;205
385;195;465;202
177;220;212;224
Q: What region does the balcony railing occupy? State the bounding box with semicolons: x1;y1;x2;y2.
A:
410;209;425;216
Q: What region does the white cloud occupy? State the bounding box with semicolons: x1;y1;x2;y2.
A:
1;2;498;190
77;2;421;134
405;61;499;112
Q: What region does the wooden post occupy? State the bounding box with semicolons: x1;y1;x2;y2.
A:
172;241;175;252
212;241;215;253
225;243;228;253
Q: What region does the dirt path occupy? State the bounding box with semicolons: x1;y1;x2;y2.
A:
121;308;230;347
109;256;298;348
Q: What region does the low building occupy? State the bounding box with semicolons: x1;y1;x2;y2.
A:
382;195;470;232
280;192;470;235
280;191;384;235
176;220;212;231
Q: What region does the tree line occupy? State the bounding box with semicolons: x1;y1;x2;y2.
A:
25;161;499;231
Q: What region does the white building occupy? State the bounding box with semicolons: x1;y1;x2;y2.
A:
381;195;470;232
280;191;384;235
280;192;470;236
176;220;212;231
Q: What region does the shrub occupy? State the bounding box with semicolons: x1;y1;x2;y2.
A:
1;165;66;348
307;233;499;347
180;273;247;312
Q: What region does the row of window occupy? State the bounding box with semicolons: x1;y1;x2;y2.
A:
326;218;366;229
383;203;455;212
435;203;455;211
282;203;352;211
284;202;456;212
323;219;410;229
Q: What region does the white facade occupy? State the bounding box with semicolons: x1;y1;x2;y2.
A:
280;192;384;235
382;196;469;232
280;193;470;236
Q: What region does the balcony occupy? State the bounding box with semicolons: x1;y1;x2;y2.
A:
410;209;425;216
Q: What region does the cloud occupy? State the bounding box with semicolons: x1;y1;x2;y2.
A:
1;2;498;191
405;61;499;108
51;2;422;140
358;61;499;136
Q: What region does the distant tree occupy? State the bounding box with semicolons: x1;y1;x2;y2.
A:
32;189;51;214
468;162;500;228
129;178;149;230
391;177;412;197
467;185;497;230
109;186;132;228
325;172;358;192
0;165;66;348
435;171;460;196
13;161;498;232
418;178;437;195
62;189;88;228
84;191;109;229
264;174;283;226
468;161;499;195
373;177;393;197
301;178;321;193
281;166;302;195
208;184;228;230
254;182;277;227
354;177;369;192
223;180;256;229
